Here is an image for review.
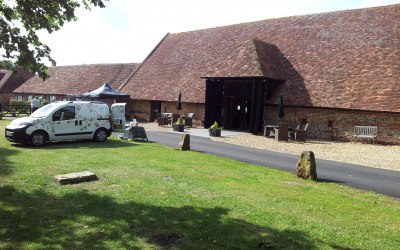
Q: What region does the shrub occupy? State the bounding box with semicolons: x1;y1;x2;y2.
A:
10;100;30;106
40;99;49;106
209;121;221;131
209;121;222;137
10;100;31;114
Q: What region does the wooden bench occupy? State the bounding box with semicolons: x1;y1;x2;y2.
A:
353;126;377;144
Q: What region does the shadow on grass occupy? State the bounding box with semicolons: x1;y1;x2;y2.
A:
0;185;336;249
10;138;141;150
0;147;20;176
317;178;346;184
133;139;154;144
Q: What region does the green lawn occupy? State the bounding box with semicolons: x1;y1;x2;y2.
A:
0;119;399;249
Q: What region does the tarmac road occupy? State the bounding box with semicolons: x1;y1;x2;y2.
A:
146;131;400;198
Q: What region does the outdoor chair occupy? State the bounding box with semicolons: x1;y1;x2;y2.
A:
157;114;169;126
293;123;309;142
185;113;194;127
289;123;300;140
263;119;280;137
264;125;277;137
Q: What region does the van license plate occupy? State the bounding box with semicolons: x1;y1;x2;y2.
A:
6;131;13;137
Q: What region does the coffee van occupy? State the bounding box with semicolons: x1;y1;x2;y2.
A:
5;101;126;146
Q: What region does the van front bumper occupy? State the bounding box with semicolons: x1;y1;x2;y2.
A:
5;127;31;144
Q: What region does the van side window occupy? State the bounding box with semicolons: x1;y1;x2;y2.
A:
53;106;75;121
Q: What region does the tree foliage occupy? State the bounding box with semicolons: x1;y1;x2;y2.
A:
0;0;107;79
0;59;15;70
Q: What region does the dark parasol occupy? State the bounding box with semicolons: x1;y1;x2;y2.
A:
278;94;285;119
176;92;182;112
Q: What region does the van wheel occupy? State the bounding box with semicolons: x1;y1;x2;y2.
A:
31;131;47;146
94;128;108;142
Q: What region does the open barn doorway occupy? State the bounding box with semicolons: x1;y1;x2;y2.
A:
223;83;252;130
204;78;271;134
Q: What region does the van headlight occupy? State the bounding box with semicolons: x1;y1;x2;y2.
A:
16;122;32;129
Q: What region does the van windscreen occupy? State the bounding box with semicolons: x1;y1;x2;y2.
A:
31;103;59;118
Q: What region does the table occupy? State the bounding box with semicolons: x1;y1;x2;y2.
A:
264;124;295;141
274;124;289;141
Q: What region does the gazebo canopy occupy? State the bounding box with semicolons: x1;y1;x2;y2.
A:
82;83;130;99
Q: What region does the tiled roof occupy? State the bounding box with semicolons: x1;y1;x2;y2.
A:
14;63;139;95
0;70;13;91
0;68;34;93
122;4;400;112
202;39;286;80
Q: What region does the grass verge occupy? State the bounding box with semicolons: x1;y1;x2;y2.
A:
0;119;399;249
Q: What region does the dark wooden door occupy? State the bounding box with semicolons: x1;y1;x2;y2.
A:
150;101;161;122
204;80;223;128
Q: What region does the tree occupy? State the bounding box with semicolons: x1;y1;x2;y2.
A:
0;59;15;70
0;0;107;79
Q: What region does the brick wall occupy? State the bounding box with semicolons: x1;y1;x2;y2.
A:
126;100;151;122
127;100;205;127
0;93;12;105
264;106;400;144
161;101;205;126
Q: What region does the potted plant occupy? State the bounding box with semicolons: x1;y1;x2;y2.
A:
173;117;184;132
208;121;222;137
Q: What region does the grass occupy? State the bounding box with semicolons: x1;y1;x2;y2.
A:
0;119;399;249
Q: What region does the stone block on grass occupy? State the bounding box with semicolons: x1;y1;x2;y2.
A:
178;133;190;151
295;151;317;180
55;171;98;185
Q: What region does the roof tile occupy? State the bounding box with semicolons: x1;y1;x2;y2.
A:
122;4;400;112
15;63;139;95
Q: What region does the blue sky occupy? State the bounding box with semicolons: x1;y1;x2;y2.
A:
37;0;400;66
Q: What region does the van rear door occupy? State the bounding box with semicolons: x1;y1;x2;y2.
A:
111;103;126;133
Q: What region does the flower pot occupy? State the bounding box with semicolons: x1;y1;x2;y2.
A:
209;128;221;137
173;123;184;132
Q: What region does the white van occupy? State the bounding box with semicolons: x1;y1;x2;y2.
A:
5;101;126;146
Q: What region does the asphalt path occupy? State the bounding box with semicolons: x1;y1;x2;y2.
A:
146;131;400;198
